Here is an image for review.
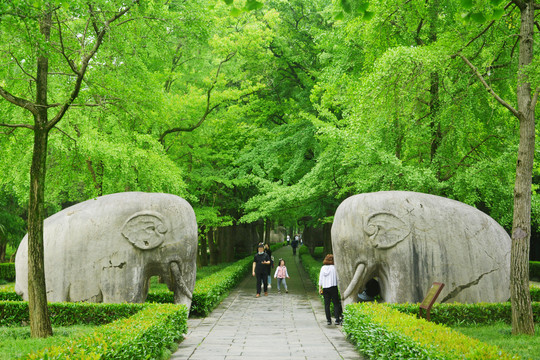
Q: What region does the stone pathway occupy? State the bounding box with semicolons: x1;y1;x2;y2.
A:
170;246;363;360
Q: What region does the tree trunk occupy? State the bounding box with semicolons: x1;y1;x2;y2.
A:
511;0;535;335
264;219;272;244
0;243;6;263
323;222;332;257
27;10;53;338
28;125;53;338
208;227;219;265
199;230;208;267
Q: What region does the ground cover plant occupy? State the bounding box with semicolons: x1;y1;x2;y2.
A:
453;322;540;360
344;302;518;359
0;302;188;359
0;325;96;360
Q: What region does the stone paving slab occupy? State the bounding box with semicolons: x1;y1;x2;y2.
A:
170;246;363;360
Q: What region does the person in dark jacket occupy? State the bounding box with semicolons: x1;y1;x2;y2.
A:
264;243;273;288
252;243;271;297
291;235;299;255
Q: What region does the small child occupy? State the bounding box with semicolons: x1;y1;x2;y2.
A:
273;258;290;294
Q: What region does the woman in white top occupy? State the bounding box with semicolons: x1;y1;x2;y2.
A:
318;254;343;325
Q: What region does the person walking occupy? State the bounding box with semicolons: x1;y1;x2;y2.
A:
291;235;299;255
318;254;343;325
273;258;290;294
264;243;273;288
252;243;271;297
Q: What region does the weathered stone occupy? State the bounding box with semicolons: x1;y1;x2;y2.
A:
331;191;510;305
15;192;197;308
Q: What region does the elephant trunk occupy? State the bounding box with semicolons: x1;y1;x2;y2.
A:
342;263;366;306
169;261;193;306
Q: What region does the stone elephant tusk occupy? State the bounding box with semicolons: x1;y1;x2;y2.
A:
342;263;366;302
170;261;193;301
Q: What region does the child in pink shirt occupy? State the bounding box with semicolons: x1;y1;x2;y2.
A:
274;258;290;293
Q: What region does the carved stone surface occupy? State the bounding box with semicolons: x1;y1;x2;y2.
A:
331;191;511;305
15;192;197;308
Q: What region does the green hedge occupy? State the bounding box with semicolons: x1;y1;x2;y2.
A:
148;256;253;316
0;286;22;301
343;302;518;360
531;284;540;302
531;261;540;280
389;301;540;326
0;263;15;281
148;242;284;316
0;301;145;326
299;246;321;290
25;303;187;360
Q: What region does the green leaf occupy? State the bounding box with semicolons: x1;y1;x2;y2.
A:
245;0;263;11
363;11;375;21
461;0;473;10
341;0;352;14
223;0;233;5
230;7;243;17
358;3;369;12
490;0;504;5
334;11;344;20
491;9;504;20
471;12;486;23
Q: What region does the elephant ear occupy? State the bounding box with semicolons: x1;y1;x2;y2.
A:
365;212;410;249
121;211;168;250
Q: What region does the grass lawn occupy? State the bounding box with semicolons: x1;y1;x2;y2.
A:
453;322;540;360
0;325;97;359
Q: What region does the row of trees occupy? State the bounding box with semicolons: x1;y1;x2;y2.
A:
1;0;538;336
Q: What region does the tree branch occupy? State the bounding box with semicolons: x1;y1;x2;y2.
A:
47;1;138;130
10;51;36;81
159;52;236;143
0;122;34;130
456;54;519;118
0;85;38;115
55;12;80;75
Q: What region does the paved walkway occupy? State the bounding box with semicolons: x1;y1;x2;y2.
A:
171;246;363;360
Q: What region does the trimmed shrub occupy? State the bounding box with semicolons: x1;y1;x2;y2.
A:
0;286;22;301
189;256;252;316
531;284;540;302
148;243;283;315
389;301;540;326
531;261;540;281
0;301;146;326
25;303;188;360
148;256;253;317
299;246;321;289
0;263;15;281
343;302;518;359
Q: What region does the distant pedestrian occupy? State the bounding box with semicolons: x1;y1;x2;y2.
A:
274;258;290;294
252;243;271;297
286;234;291;246
318;254;343;325
291;235;299;255
264;243;274;288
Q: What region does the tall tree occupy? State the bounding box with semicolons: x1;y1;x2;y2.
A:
453;0;536;335
0;0;139;337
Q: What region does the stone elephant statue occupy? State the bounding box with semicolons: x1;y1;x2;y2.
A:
15;192;197;308
331;191;510;306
